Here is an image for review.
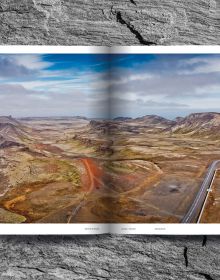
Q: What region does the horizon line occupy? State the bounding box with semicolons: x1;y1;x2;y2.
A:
1;111;220;121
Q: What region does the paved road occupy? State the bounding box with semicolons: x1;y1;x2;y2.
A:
181;160;220;223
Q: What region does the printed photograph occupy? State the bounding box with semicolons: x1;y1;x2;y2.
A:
1;52;220;224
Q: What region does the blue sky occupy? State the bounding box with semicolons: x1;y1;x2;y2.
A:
0;53;220;119
0;54;110;118
110;54;220;119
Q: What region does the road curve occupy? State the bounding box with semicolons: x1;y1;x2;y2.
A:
67;158;102;223
181;160;220;223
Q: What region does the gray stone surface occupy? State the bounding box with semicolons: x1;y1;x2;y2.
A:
0;0;220;45
0;235;219;280
0;0;220;279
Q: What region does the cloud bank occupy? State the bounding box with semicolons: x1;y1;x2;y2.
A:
0;54;109;118
110;54;220;119
1;53;220;119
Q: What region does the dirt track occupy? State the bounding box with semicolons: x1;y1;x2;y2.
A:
81;158;103;192
67;158;103;223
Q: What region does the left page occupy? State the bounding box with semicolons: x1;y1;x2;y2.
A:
0;46;110;234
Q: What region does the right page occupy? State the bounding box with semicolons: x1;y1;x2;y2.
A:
109;46;220;234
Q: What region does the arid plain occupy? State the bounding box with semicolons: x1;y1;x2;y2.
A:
0;112;220;223
110;113;220;223
0;116;110;223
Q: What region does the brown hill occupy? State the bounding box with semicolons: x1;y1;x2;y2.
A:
88;120;119;135
134;115;175;128
0;116;27;148
170;112;220;137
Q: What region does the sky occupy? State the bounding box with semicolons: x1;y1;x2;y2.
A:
1;53;220;119
0;53;110;118
110;54;220;119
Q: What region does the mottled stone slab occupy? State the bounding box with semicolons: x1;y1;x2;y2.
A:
0;235;219;279
0;0;219;45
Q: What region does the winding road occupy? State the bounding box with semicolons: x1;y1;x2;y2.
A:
81;158;102;192
67;158;102;223
181;160;220;223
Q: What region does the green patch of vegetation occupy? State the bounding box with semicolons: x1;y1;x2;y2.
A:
28;158;81;187
63;168;81;186
0;208;26;223
68;139;97;154
115;148;149;160
105;161;137;174
117;148;138;158
50;159;81;186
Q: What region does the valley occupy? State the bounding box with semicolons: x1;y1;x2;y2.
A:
0;113;220;223
107;113;220;223
0;116;110;223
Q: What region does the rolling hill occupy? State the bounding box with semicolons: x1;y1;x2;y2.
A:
0;116;28;148
170;112;220;137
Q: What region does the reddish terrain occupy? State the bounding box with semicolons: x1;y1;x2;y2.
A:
81;158;103;192
1;113;220;223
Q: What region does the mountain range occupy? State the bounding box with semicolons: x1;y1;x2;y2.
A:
134;112;220;137
1;112;220;149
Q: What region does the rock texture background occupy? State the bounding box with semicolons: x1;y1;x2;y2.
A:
0;0;220;279
0;0;220;45
0;235;220;280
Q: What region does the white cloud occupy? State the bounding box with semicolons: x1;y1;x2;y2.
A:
110;72;153;86
180;57;220;75
0;83;108;118
11;54;53;70
29;94;51;100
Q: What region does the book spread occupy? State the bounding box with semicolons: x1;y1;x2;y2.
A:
0;46;220;234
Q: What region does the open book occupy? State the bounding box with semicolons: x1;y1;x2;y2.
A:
0;46;220;234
